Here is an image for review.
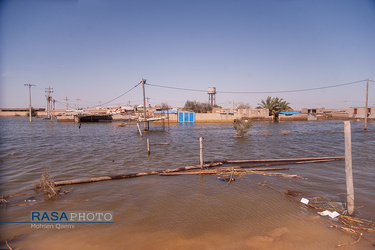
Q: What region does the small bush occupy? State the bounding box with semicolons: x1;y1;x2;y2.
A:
233;119;253;137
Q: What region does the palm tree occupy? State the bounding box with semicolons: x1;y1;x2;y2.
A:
257;96;292;120
279;100;292;112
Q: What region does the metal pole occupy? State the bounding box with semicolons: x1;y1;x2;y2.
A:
142;79;147;130
344;121;355;216
365;78;369;130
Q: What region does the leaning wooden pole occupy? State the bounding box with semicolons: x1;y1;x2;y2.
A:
344;121;355;216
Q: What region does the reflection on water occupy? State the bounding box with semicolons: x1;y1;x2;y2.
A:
0;117;374;249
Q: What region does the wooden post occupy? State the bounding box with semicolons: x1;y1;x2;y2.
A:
167;108;170;130
365;78;369;131
136;123;143;136
199;137;203;168
344;121;355;216
147;138;150;156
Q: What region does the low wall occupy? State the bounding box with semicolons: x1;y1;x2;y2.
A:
278;114;308;121
195;113;241;123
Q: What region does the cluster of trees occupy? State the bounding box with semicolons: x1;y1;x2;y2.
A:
257;96;292;116
183;100;213;113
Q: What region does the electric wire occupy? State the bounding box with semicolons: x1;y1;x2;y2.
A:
98;82;141;107
147;79;367;94
146;83;207;93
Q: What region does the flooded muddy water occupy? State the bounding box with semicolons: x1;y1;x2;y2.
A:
1;117;374;249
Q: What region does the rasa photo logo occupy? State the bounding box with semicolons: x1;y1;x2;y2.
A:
31;211;113;223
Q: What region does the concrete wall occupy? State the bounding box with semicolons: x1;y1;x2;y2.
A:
278;114;308;121
195;113;241;123
349;107;375;120
237;108;271;120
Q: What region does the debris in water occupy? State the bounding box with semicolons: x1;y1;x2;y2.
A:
318;210;340;219
24;196;36;202
285;189;304;197
218;176;235;182
300;198;309;205
34;172;61;200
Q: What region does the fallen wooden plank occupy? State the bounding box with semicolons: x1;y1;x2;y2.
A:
208;156;345;164
159;167;290;176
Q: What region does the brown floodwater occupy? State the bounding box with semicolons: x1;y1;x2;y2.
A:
0;117;374;249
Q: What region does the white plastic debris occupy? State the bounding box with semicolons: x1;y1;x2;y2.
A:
329;211;340;218
318;210;340;218
300;198;309;205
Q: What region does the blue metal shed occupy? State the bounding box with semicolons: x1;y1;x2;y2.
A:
178;111;195;123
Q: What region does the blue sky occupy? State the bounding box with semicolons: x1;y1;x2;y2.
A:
1;0;374;110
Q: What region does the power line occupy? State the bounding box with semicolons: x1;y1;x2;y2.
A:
146;83;206;92
99;82;142;107
218;80;367;94
147;79;367;94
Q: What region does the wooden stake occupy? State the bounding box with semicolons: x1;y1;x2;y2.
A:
344;121;355;216
199;137;203;168
364;78;369;131
136;123;142;136
147;138;150;156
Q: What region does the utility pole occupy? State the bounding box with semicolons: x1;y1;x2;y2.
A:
24;83;36;123
142;78;147;130
76;98;81;110
365;78;369;130
52;99;56;120
64;97;69;110
45;87;53;119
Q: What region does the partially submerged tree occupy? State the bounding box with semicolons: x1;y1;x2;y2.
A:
233;119;253;137
26;107;36;117
257;96;292;120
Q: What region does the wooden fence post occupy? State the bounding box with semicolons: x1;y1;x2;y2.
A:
344;121;355;216
199;137;203;168
147;138;150;156
137;123;143;136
